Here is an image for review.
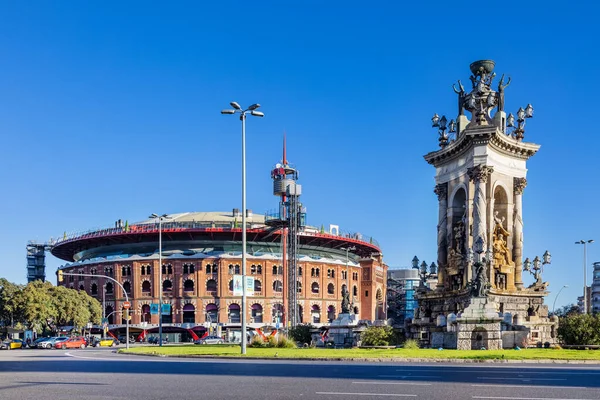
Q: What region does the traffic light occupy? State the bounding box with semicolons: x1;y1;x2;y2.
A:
57;270;64;283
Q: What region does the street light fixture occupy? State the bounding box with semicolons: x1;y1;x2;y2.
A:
221;102;264;355
552;285;569;315
575;239;594;314
507;104;534;141
150;213;170;347
431;113;456;148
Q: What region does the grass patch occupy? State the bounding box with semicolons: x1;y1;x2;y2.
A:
119;345;600;361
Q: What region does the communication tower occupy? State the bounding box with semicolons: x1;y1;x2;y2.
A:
266;136;305;328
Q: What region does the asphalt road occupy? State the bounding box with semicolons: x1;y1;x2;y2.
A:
2;348;600;400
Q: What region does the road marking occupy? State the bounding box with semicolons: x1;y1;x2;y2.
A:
317;392;416;397
353;381;431;386
394;369;600;375
471;384;588;389
473;396;596;400
378;375;440;379
476;377;566;381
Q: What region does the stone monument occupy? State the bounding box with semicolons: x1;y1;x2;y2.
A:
411;60;558;349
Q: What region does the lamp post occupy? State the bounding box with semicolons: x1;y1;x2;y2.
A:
431;113;456;148
507;104;534;141
150;213;170;346
221;102;264;355
552;285;569;315
575;239;594;314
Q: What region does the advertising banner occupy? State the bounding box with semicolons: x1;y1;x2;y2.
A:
161;303;171;316
233;275;254;296
150;303;159;315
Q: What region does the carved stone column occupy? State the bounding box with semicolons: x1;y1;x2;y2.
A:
434;183;448;289
468;164;494;281
513;177;527;289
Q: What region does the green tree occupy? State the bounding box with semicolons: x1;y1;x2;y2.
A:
288;324;314;344
557;313;600;345
0;278;26;327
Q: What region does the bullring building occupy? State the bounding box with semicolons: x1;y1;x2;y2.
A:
53;156;387;341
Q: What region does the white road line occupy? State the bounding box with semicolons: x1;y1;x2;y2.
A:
473;396;596;400
353;381;432;386
316;392;416;397
470;384;588;389
476;377;566;381
378;375;440;379
395;369;600;375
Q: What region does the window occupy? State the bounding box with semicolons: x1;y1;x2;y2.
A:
311;268;315;277
257;265;262;274
298;267;303;276
327;283;335;294
142;281;151;294
251;265;256;274
316;268;320;277
123;281;131;294
91;283;98;295
365;290;369;297
254;280;262;293
229;264;234;275
273;280;283;292
206;279;217;292
273;265;277;275
163;280;173;292
235;265;240;274
105;282;113;294
297;282;302;293
311;282;319;294
184;279;194;293
353;285;358;296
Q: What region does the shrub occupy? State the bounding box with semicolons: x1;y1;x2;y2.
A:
275;336;297;349
288;324;314;344
249;335;267;348
402;339;419;349
361;326;395;346
557;313;600;345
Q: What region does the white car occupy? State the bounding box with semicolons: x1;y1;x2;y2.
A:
39;337;68;349
194;336;224;345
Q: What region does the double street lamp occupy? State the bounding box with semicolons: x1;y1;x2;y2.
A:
575;239;594;314
150;213;170;346
221;102;264;355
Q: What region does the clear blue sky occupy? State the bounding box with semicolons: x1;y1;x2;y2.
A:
1;1;598;310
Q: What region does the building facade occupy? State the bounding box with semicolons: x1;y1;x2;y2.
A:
387;267;419;327
53;211;387;339
593;262;600;313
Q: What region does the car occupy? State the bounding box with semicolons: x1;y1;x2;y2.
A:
30;337;51;349
148;336;168;345
55;336;87;349
194;335;224;345
92;338;120;347
39;337;68;349
0;338;24;350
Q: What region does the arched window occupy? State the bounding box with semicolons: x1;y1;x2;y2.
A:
229;280;234;292
297;281;302;293
353;285;358;296
206;264;211;273
206;303;218;322
122;266;127;276
235;265;240;274
229;304;240;323
229;264;234;274
298;305;304;323
127;266;131;276
257;265;262;274
167;265;173;274
162;265;167;275
163;280;173;292
327;305;336;322
251;265;256;274
251;304;263;323
311;268;315;277
327;283;335;294
298;267;303;276
183;264;188;274
311;282;319;294
147;265;151;275
311;305;321;323
206;279;217;292
105;282;113;294
141;304;151;323
184;279;194;293
273;280;283;292
142;281;151;294
316;268;320;277
182;303;195;323
91;283;98;295
141;265;146;275
189;264;195;273
254;280;262;293
272;265;277;275
123;281;131;294
79;284;84;291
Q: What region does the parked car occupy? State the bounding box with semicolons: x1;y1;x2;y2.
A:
92;338;120;347
148;336;168;345
30;337;51;349
194;336;224;345
39;337;68;349
0;338;24;350
55;336;87;349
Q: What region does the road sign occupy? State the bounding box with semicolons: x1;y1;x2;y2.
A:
123;301;131;309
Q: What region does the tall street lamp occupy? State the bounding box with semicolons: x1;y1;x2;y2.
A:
221;102;264;355
552;285;569;315
150;213;170;346
575;239;594;314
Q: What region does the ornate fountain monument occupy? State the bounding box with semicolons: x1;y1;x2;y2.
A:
410;60;558;349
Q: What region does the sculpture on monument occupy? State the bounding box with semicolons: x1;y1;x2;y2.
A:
341;285;351;314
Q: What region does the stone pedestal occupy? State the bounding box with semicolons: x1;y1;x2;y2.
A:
329;313;359;348
456;297;503;350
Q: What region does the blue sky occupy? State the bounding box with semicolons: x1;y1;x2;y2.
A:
0;1;598;310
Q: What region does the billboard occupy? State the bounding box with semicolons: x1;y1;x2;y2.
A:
233;275;254;297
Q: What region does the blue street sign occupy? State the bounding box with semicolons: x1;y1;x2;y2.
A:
161;303;171;315
150;304;159;315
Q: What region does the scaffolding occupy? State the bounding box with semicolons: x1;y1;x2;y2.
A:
26;241;53;282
